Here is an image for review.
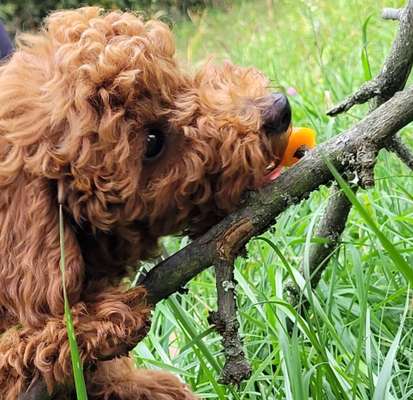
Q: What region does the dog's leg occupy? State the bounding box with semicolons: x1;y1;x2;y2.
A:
0;286;152;399
86;357;197;400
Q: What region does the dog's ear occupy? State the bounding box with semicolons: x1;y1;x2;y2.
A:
0;175;84;327
0;24;149;230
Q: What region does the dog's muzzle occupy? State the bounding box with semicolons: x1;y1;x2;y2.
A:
261;93;292;136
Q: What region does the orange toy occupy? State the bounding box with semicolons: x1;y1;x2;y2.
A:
280;127;317;167
264;127;316;182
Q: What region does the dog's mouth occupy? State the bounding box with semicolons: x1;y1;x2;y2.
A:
263;160;284;182
258;93;316;184
262;127;316;184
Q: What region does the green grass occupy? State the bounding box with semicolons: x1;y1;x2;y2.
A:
131;1;413;399
59;204;88;399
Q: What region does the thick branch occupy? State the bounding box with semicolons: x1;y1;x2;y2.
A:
327;0;413;116
208;259;251;385
306;187;352;287
356;143;379;188
387;135;413;170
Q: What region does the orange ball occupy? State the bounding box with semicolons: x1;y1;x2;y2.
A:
280;127;317;167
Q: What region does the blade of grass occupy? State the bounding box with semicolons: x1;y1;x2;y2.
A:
166;296;229;400
59;204;88;400
275;268;307;400
361;15;373;81
372;289;410;400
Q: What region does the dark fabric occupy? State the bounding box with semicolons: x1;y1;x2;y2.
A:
0;22;13;60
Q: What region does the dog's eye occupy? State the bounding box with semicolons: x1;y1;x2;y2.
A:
144;131;165;161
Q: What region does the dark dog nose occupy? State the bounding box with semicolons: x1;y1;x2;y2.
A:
262;93;291;135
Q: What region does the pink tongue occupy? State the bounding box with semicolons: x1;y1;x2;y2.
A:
265;165;283;182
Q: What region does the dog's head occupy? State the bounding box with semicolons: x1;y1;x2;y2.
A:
0;7;292;240
147;62;292;236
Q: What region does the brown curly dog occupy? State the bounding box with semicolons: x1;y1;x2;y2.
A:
0;7;292;399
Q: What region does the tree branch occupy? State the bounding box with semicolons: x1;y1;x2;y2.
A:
326;81;380;116
387;135;413;171
307;0;413;313
208;258;251;385
327;0;413;116
285;185;352;306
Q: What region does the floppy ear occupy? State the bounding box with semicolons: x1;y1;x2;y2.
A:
0;29;145;231
0;174;84;328
0;34;84;329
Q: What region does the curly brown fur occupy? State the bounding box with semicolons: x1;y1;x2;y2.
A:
0;7;291;399
86;357;197;400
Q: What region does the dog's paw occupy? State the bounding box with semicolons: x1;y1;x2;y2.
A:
88;358;198;400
